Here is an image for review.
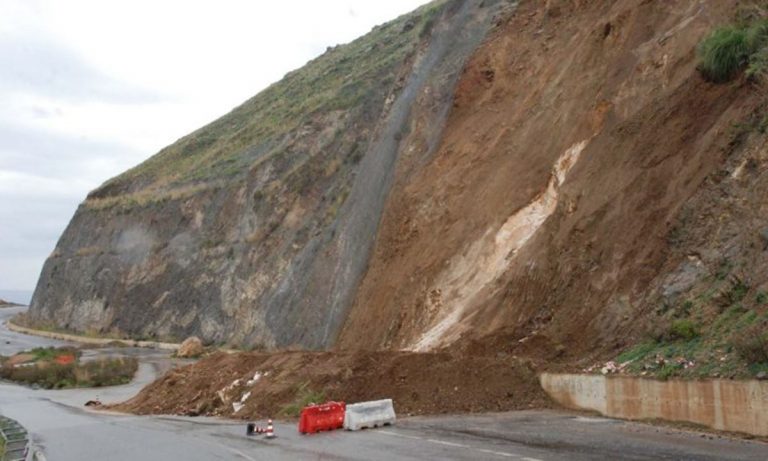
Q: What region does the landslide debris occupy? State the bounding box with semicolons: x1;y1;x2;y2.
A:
113;349;551;419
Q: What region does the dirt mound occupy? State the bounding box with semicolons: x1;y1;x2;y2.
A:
113;349;551;419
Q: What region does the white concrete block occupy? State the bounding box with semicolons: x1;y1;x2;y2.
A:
343;399;396;431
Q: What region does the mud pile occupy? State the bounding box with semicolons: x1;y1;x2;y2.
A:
114;349;551;419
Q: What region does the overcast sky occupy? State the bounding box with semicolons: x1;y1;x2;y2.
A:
0;0;429;296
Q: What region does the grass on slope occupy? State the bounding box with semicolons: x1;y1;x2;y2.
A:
698;9;768;83
612;272;768;380
87;1;447;209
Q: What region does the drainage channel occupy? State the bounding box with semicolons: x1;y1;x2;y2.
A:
0;416;30;461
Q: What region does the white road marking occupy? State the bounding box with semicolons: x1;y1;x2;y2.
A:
226;447;259;461
426;438;467;448
477;447;519;458
379;430;540;459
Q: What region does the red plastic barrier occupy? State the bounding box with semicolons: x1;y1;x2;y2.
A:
54;354;76;365
298;401;346;434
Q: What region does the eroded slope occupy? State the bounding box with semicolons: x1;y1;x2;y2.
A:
339;0;757;365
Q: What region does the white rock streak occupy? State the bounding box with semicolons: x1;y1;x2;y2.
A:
411;140;588;351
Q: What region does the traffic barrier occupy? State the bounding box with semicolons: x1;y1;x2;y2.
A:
298;401;346;434
246;423;268;436
343;399;396;431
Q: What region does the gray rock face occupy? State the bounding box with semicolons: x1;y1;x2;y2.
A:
28;0;507;349
660;256;709;304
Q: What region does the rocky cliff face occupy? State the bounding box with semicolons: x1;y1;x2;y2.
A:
30;0;768;370
29;0;511;348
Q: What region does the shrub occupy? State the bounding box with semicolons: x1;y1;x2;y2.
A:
698;26;751;82
0;356;137;389
731;322;768;364
669;319;699;341
658;363;681;381
698;19;768;83
279;382;326;417
716;276;750;308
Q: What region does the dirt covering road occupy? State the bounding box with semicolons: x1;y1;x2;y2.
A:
114;349;552;419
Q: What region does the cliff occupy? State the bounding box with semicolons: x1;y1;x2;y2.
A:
30;0;768;381
29;0;511;349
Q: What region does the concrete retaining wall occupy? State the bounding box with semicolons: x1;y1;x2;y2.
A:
540;373;768;436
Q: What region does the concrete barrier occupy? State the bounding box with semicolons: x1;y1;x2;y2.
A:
540;373;768;436
343;399;396;431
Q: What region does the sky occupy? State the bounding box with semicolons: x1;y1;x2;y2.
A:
0;0;430;297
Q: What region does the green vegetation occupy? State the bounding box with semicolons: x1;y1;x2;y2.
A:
86;1;448;209
669;319;699;341
0;347;138;389
731;322;768;363
279;381;327;417
698;14;768;83
613;259;768;379
616;341;658;363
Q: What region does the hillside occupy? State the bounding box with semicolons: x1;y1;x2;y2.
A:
28;0;511;348
29;0;768;408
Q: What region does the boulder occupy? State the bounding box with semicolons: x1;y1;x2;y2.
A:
177;337;204;358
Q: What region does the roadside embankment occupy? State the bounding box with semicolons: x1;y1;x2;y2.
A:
541;373;768;437
6;319;179;351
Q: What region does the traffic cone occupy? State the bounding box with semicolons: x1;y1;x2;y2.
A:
266;419;275;438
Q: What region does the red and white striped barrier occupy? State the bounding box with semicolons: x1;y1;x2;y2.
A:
266;419;275;438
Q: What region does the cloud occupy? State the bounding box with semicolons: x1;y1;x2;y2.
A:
0;34;163;104
0;122;140;180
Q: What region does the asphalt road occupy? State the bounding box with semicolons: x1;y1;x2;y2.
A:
1;306;768;460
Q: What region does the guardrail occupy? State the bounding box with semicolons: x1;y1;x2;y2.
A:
0;416;29;461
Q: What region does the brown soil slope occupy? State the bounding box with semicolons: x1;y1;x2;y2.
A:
339;0;754;364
